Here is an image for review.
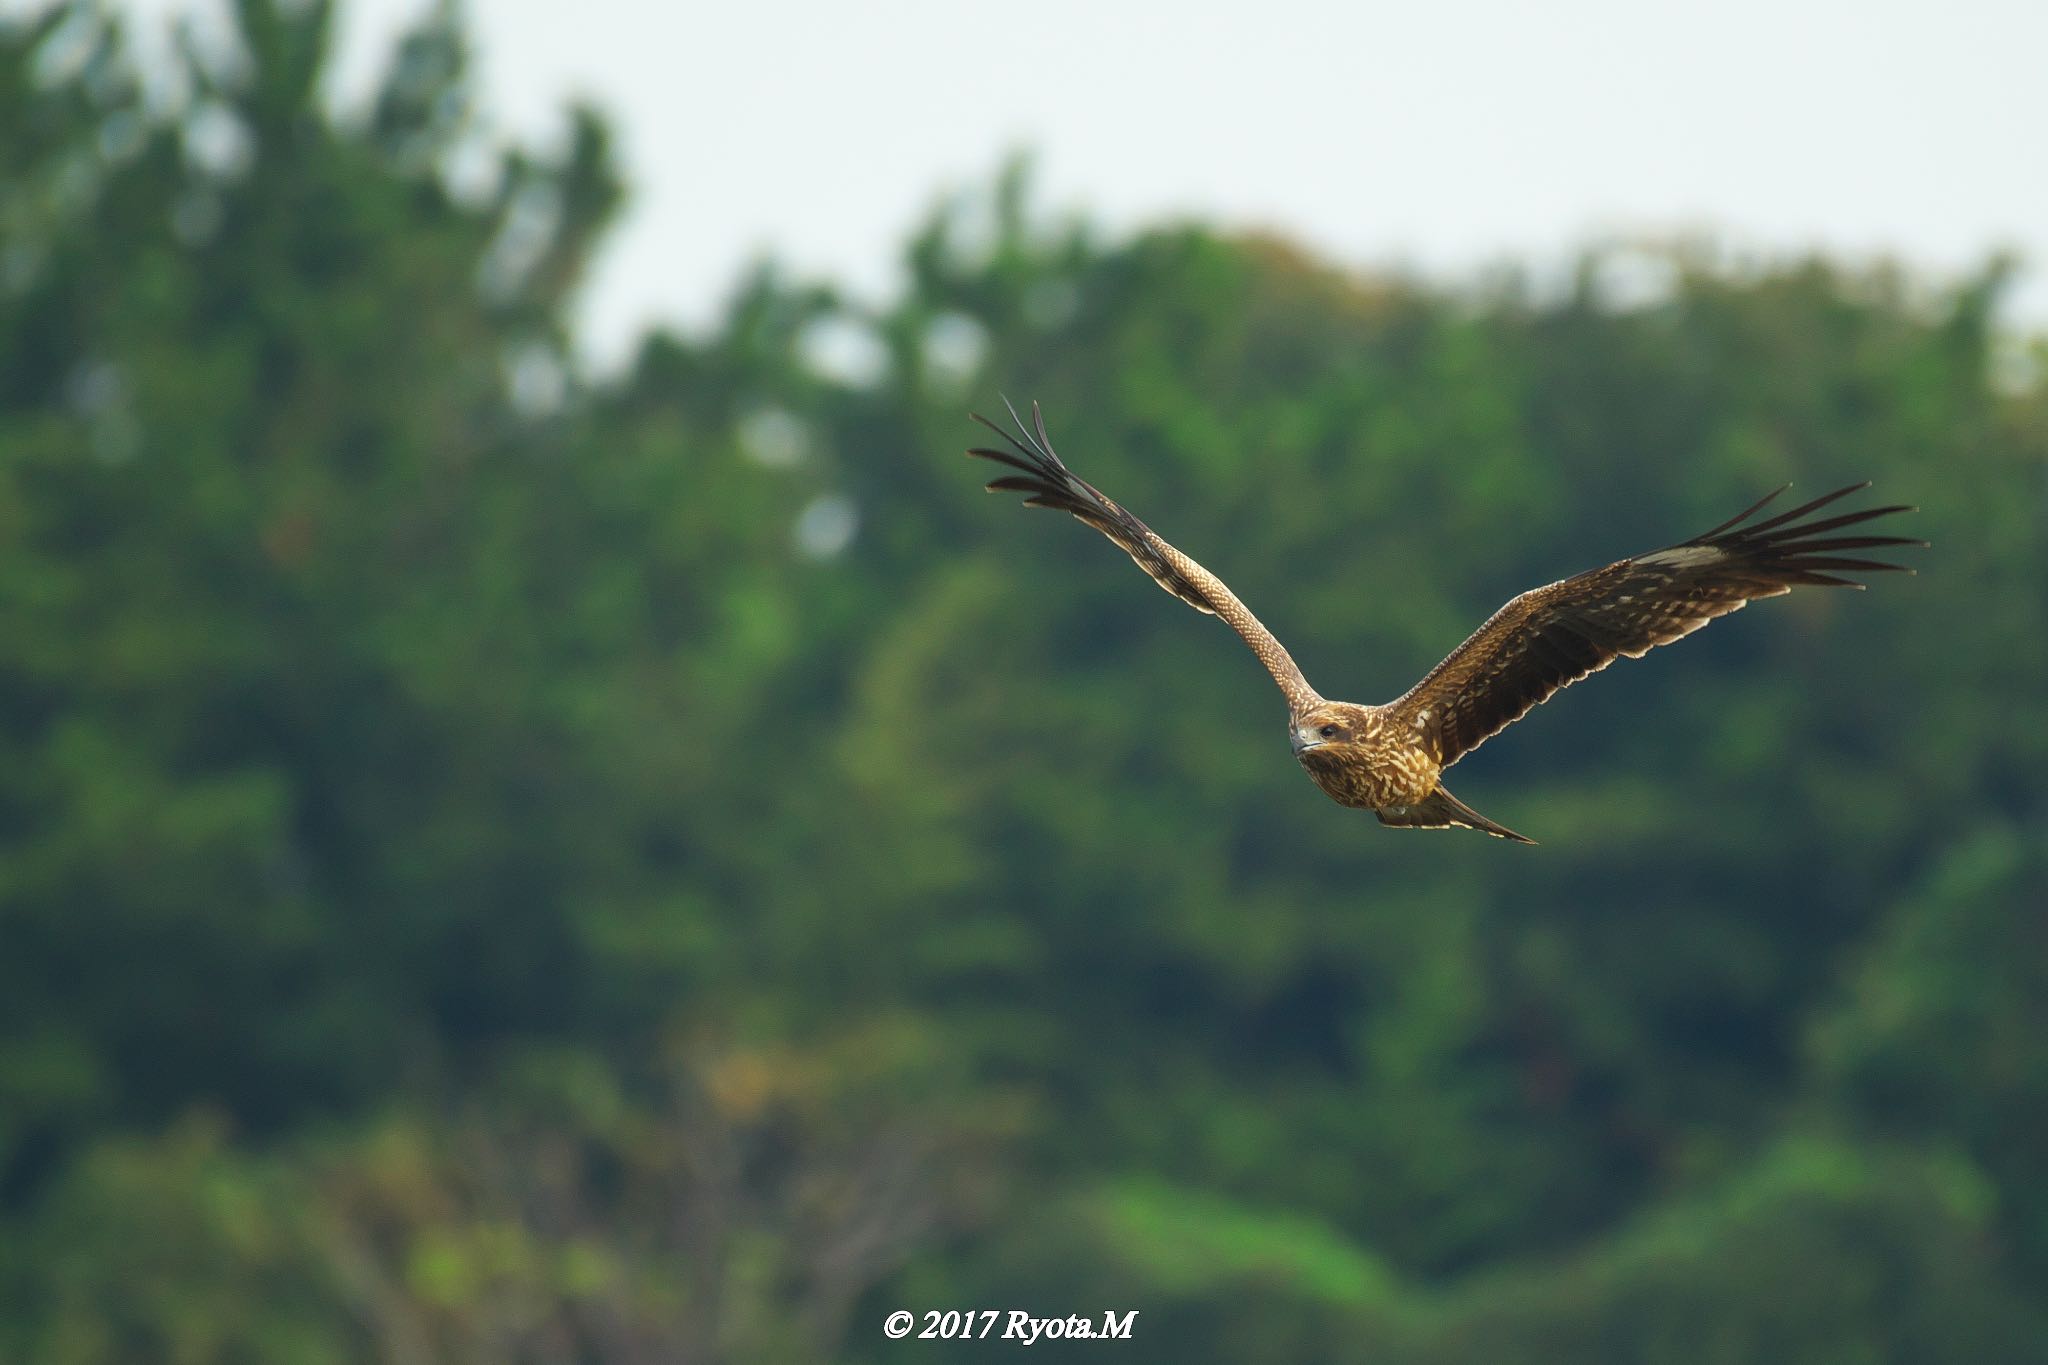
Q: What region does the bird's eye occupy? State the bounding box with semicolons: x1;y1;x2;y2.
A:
1319;723;1340;739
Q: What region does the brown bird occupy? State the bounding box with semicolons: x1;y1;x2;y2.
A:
969;400;1923;843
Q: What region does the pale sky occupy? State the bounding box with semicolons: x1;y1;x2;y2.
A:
104;0;2048;369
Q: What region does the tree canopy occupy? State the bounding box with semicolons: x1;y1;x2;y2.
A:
1;3;2043;1361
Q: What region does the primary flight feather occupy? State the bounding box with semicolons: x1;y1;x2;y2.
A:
969;400;1924;844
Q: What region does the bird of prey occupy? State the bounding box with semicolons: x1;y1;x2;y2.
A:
968;401;1922;843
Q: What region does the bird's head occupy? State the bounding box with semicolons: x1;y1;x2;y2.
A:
1290;704;1374;761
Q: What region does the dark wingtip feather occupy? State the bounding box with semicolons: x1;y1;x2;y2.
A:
1789;556;1918;573
1736;482;1871;539
1693;480;1924;584
997;394;1059;464
1696;483;1791;540
969;399;1072;485
967;446;1047;480
1789;534;1927;552
1754;503;1916;543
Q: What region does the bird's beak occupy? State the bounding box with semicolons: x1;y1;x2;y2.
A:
1291;730;1322;756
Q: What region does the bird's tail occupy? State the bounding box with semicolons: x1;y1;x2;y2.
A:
1376;784;1536;844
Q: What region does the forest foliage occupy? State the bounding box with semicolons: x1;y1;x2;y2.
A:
1;3;2044;1361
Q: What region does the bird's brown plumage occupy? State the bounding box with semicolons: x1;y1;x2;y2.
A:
969;401;1323;715
968;401;1924;843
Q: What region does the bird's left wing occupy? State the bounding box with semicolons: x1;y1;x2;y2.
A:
968;401;1323;716
1390;484;1924;768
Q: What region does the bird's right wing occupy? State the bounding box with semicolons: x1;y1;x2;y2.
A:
969;401;1323;716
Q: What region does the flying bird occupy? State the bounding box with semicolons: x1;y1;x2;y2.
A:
968;401;1923;843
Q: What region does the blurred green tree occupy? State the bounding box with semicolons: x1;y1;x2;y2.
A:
0;0;631;1167
1;2;2043;1361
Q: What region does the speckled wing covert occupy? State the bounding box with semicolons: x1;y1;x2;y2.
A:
968;400;1324;716
1390;484;1926;768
